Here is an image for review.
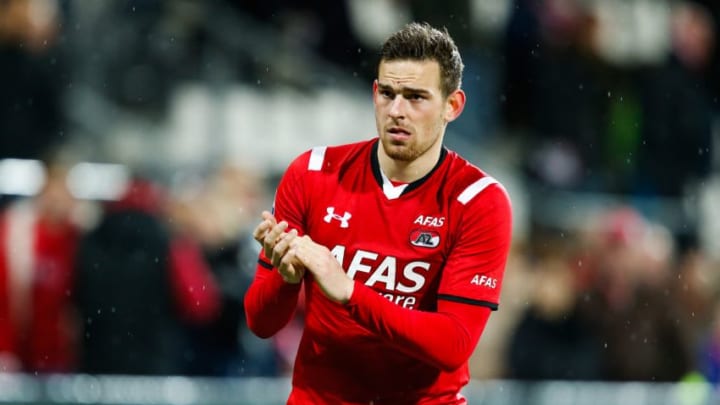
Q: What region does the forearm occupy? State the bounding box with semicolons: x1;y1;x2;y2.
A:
347;282;490;372
244;260;302;338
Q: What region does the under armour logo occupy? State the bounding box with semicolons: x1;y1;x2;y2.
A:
324;207;351;228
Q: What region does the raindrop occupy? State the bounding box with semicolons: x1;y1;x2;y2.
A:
577;260;582;267
578;83;584;90
604;342;608;349
132;6;136;12
257;80;262;85
607;91;612;98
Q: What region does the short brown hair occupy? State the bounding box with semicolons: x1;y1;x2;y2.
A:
379;22;464;97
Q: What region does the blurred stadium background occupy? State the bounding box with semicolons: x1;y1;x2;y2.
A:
1;0;720;403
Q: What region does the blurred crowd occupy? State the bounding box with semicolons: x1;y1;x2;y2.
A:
0;159;288;377
1;0;720;387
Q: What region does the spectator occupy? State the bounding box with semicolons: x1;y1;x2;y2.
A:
633;0;715;248
168;165;280;376
507;233;602;380
73;176;221;375
0;0;67;161
0;163;80;373
577;207;692;381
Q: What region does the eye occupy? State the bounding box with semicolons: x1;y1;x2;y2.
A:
380;89;394;99
407;93;425;101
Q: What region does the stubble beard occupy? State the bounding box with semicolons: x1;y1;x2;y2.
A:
380;123;444;163
381;137;420;162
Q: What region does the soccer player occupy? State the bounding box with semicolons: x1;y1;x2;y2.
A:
245;22;512;404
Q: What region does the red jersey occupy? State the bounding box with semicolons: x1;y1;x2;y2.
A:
245;139;512;404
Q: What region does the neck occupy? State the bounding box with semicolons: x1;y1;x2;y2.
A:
377;141;443;183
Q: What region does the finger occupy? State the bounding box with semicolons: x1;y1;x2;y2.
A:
253;211;279;242
272;229;298;267
263;221;288;257
252;219;272;242
288;245;309;268
280;249;296;270
253;211;277;240
279;250;302;283
288;234;305;249
284;247;299;268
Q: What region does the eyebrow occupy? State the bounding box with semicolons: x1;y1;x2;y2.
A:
377;83;432;96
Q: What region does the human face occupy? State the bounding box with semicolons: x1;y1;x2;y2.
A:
374;59;464;166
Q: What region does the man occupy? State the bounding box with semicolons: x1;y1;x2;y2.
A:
245;22;512;404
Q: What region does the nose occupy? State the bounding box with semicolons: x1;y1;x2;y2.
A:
388;96;406;120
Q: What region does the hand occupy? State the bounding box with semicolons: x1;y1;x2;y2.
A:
252;211;284;259
252;211;305;284
289;235;354;304
274;229;305;284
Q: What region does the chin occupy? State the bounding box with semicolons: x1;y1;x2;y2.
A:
386;147;417;162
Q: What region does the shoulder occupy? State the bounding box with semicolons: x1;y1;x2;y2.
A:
443;150;511;213
286;139;374;175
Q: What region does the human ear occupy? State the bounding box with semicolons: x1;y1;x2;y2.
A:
444;89;466;122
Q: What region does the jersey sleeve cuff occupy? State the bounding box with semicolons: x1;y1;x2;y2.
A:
437;294;499;310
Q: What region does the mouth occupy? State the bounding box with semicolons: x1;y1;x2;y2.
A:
387;126;411;140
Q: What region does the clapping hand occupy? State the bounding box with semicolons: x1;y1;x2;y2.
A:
252;211;305;284
289;235;354;304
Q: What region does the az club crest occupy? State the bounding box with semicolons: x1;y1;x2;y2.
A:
409;230;440;248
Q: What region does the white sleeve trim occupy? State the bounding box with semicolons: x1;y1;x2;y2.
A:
457;176;499;205
308;146;327;171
